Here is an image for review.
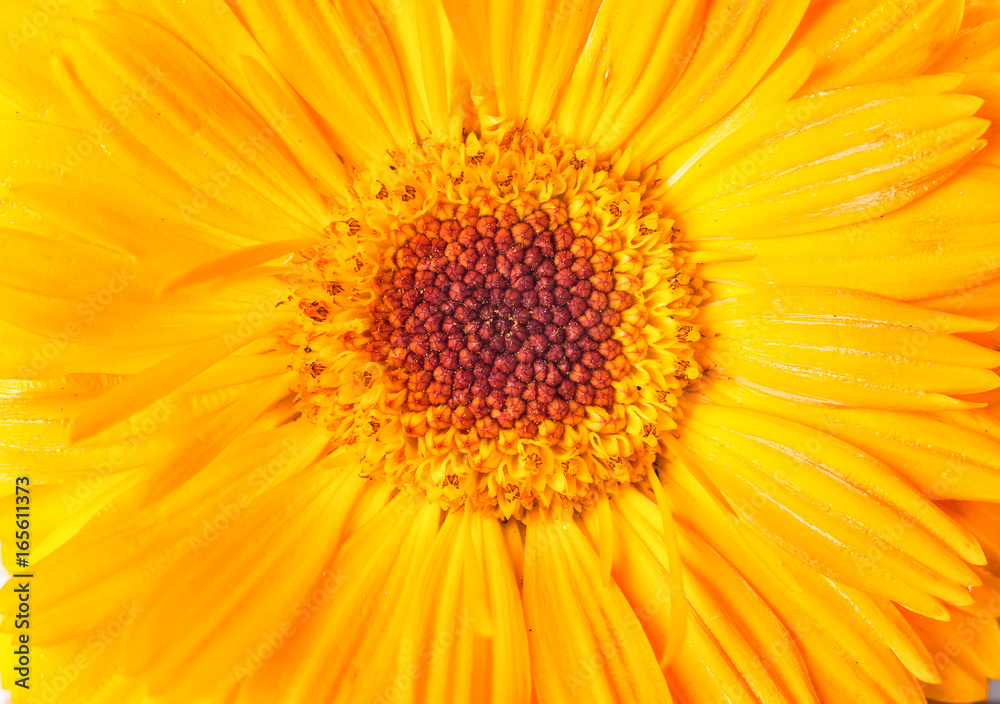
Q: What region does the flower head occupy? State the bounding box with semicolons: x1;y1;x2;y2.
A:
1;1;1000;704
291;123;703;519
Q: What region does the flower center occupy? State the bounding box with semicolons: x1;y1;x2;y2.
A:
289;124;704;519
368;200;632;442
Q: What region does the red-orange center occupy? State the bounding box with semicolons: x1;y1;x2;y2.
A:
369;201;632;439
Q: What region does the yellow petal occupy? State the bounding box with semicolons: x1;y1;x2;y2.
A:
162;238;318;293
0;0;345;202
609;488;822;704
234;496;442;704
0;318;176;379
52;12;328;233
661;467;941;689
957;74;1000;168
674;522;820;704
523;515;673;704
441;0;604;129
681;402;981;616
553;0;708;159
657;47;817;188
85;1;351;197
697;165;1000;300
905;604;1000;703
700;287;1000;409
391;508;530;704
784;0;964;93
235;0;430;166
705;377;1000;502
0;633;145;704
0;420;328;644
70;319;291;443
930;3;1000;73
122;469;368;698
371;0;469;142
664;75;986;239
628;0;810;165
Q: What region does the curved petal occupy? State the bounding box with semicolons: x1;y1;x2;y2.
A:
234;0;463;167
0;359;301;490
660;469;941;694
1;0;346;198
50;12;329;233
605;488;822;704
905;603;1000;702
233;496;442;704
702;377;1000;502
671;524;819;704
699;287;1000;410
237;498;529;704
391;508;531;704
523;516;672;704
0;420;330;645
929;2;1000;73
121;468;368;698
0;119;302;257
102;0;350;196
696;165;1000;301
957;73;1000;168
678;402;983;617
660;75;987;240
0;318;173;378
919;265;1000;353
782;0;964;94
626;0;810;166
371;0;471;142
0;9;332;362
552;0;709;158
937;497;1000;703
439;0;601;130
941;500;1000;579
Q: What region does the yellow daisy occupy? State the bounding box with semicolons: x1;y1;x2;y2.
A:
2;1;1000;703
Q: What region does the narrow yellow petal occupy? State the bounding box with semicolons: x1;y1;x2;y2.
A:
674;523;820;704
234;497;442;704
162;237;317;293
235;0;422;166
53;12;328;232
442;0;604;128
647;471;687;668
628;0;810;164
930;3;1000;73
697;166;1000;301
1;421;327;644
70;318;292;443
906;604;1000;702
665;75;986;239
705;377;1000;503
553;0;708;159
681;403;980;615
664;467;942;690
524;516;673;704
700;287;1000;409
372;0;469;141
785;0;964;93
597;493;614;588
122;469;368;698
658;47;817;189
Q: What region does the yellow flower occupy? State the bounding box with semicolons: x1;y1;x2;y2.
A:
1;1;1000;703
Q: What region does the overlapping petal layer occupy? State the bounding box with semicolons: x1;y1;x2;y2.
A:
1;1;999;703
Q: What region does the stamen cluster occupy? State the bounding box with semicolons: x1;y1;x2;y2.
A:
369;200;631;439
